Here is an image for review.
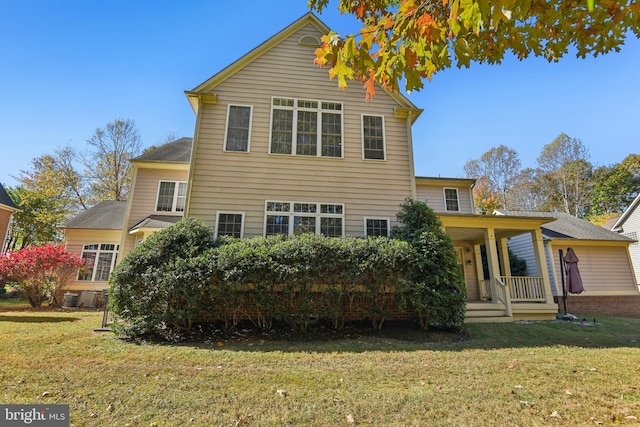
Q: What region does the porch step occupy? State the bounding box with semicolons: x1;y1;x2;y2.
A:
465;303;513;323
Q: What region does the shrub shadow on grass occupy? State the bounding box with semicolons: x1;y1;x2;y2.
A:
125;317;640;353
0;315;79;323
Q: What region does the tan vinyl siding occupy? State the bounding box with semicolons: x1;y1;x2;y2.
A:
0;209;12;251
121;167;188;258
188;23;413;237
549;243;637;293
63;228;121;292
620;207;640;285
415;184;474;214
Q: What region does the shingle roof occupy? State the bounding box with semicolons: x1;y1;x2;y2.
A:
129;215;182;231
132;137;193;163
60;201;127;229
0;183;17;210
496;210;634;242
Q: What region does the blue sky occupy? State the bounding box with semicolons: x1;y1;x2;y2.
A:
1;1;639;188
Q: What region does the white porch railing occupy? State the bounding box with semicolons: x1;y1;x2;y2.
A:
480;276;546;303
501;276;546;302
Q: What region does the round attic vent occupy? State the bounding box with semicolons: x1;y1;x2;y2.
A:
298;34;322;47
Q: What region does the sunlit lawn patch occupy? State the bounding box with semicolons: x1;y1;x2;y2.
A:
1;310;639;426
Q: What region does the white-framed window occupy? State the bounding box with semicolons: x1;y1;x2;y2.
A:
264;201;344;237
365;218;390;237
78;243;119;282
224;105;252;152
444;188;460;212
156;181;187;212
216;212;245;238
269;97;343;158
362;114;386;160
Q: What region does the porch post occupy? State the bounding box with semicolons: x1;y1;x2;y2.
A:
499;237;512;278
531;229;555;305
484;228;505;306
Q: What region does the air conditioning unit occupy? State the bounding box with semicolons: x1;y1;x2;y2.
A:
78;291;99;308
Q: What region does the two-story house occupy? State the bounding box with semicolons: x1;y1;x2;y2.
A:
61;13;638;321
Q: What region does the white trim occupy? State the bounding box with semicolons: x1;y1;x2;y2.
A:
268;96;344;158
443;187;460;212
215;211;245;238
361;114;386;161
223;104;253;153
364;217;391;237
263;200;345;237
155;180;188;212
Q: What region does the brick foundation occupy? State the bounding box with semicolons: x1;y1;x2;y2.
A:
554;295;640;319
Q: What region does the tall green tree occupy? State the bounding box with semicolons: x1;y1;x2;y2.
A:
3;186;66;250
536;133;593;217
83;118;141;202
588;154;640;218
464;145;521;209
310;0;639;99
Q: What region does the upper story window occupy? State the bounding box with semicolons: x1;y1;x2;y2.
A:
270;97;343;158
78;243;119;282
225;105;252;152
156;181;187;212
365;218;390;237
264;201;344;237
216;212;244;238
362;115;385;160
444;188;460;212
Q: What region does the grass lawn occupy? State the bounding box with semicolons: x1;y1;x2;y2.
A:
1;305;639;426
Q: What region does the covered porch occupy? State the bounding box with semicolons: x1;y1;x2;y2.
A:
439;213;559;322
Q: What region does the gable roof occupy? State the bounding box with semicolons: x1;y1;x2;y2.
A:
612;193;640;232
495;210;634;242
132;137;193;164
184;12;422;121
60;201;127;230
0;183;18;211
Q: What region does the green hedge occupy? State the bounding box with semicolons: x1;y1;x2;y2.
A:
109;201;467;338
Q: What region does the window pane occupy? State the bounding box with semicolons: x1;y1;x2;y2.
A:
271;109;293;154
218;213;243;238
266;215;289;235
293;216;316;235
267;202;290;212
176;182;187;212
294;203;317;213
156;181;175;211
321;218;342;237
226;106;251;152
366;219;389;237
78;252;96;281
296;110;317;156
363;115;385;160
445;189;459;211
95;253;114;281
321;112;342;157
320;204;343;214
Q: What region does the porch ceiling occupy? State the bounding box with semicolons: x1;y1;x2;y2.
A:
446;227;528;244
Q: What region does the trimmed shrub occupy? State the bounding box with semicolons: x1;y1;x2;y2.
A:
393;199;467;330
109;218;216;336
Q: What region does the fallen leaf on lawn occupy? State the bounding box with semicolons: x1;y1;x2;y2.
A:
565;390;573;395
514;385;524;389
626;416;638;421
277;389;287;397
347;414;355;423
41;391;51;398
550;410;561;419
